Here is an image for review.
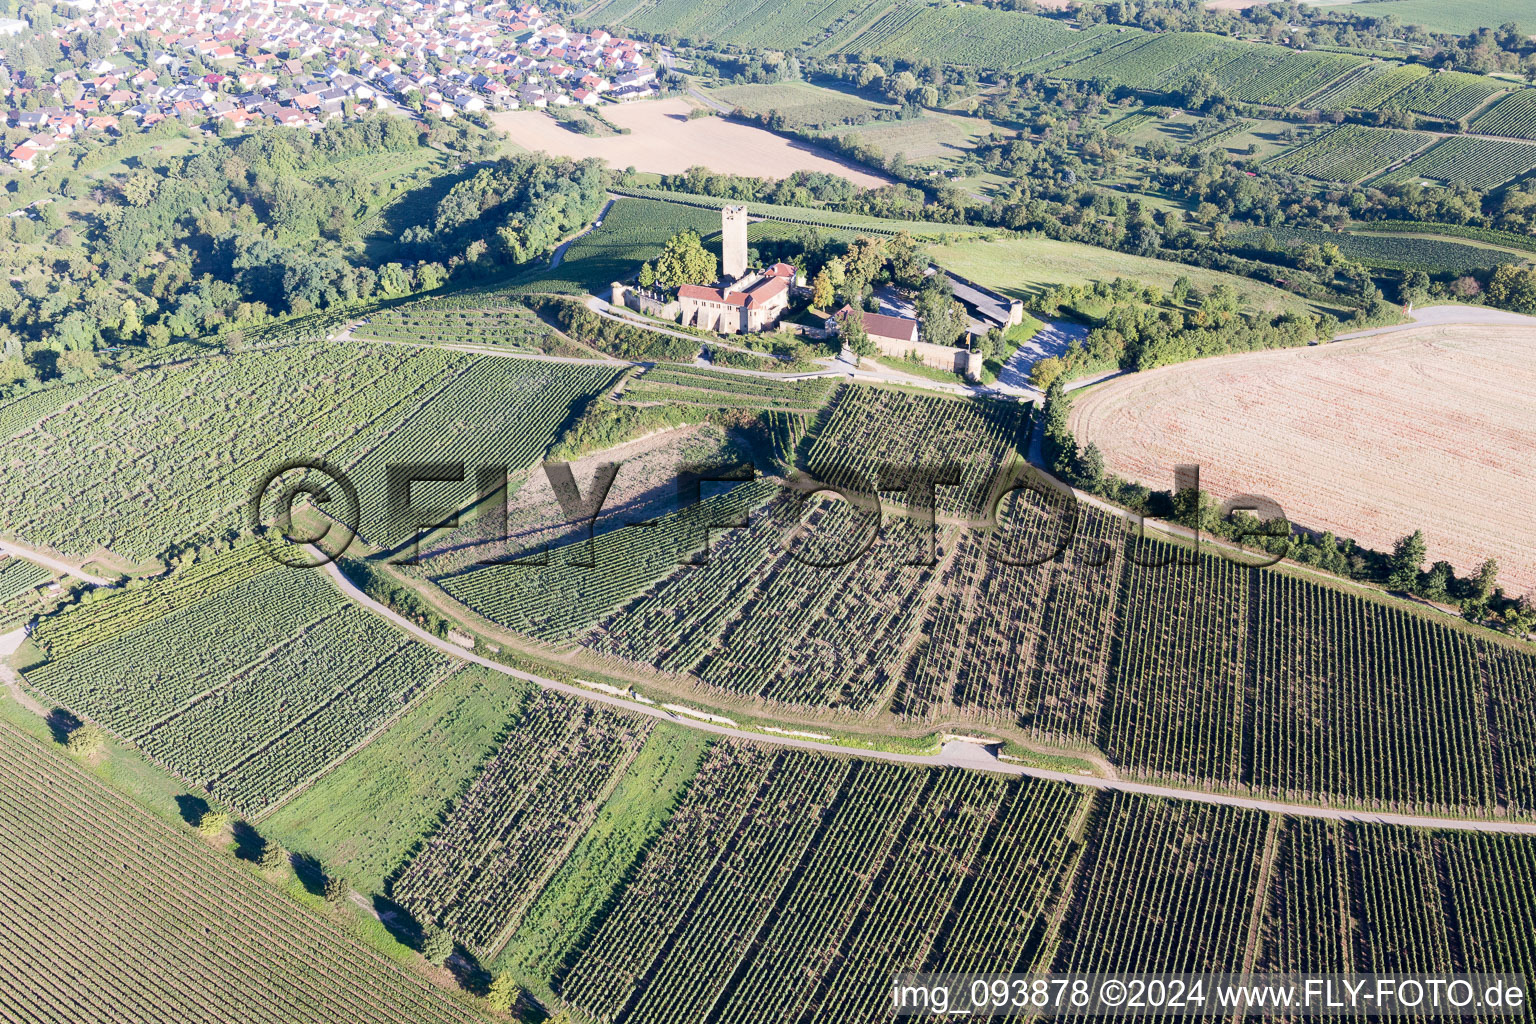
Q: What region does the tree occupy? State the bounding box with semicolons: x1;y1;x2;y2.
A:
65;724;104;757
1029;356;1065;392
1078;442;1105;489
637;261;656;289
1422;561;1453;603
838;309;875;364
886;231;926;288
323;874;348;905
1388;530;1427;592
915;276;968;348
486;973;518;1013
421;924;453;966
259;841;286;872
1475;558;1500;602
653;230;717;289
811;268;834;310
197;811;230;838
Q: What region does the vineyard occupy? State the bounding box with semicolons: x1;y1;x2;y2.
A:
1392;70;1508;120
621;365;834;411
822;3;1083;69
555;741;1087;1023
0;343;610;564
350;298;567;353
392;691;653;956
1264;124;1434;183
25;548;461;817
0;555;54;631
1372;135;1536;190
0;721;489;1024
1233;225;1525;274
801;384;1030;518
1473;90;1536;140
896;493;1119;740
519;197;721;295
1309;61;1430;112
586;497;947;714
607;186;992;240
436;478;780;641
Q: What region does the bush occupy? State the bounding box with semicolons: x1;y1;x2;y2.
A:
259;841;286;872
197;811;230;838
486;972;518;1012
323;875;349;905
421;924;454;965
64;723;104;757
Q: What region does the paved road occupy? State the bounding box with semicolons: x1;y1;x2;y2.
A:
0;541;110;586
323;561;1536;834
1338;303;1536;341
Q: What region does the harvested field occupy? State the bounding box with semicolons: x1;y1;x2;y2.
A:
1069;324;1536;595
491;99;890;186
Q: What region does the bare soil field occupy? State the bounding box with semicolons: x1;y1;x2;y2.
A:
1069;324;1536;596
493;99;891;186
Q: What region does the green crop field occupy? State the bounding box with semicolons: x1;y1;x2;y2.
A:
1473;90;1536;140
24;547;462;817
1373;135;1536;190
1264;124;1434;182
705;80;894;130
0;720;490;1024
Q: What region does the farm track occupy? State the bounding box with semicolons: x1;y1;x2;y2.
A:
321;559;1536;834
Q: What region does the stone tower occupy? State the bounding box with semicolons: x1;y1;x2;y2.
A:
721;204;748;281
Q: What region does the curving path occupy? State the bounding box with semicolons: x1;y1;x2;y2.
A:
0;540;110;586
322;560;1536;835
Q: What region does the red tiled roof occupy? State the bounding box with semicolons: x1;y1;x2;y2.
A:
836;305;918;343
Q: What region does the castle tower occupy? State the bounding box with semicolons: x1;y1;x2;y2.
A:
721;204;748;281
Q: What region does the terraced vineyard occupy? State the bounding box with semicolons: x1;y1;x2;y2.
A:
0;721;489;1024
621;365;834;411
1473;89;1536;140
392;691;653;955
1372;136;1536;190
1264;124;1433;183
26;548;460;817
350;298;562;351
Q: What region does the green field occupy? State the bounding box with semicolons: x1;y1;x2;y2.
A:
929;235;1325;315
261;667;532;893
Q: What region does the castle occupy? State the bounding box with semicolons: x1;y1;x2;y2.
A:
674;205;793;334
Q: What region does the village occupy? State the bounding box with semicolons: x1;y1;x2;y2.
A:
1;0;659;169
